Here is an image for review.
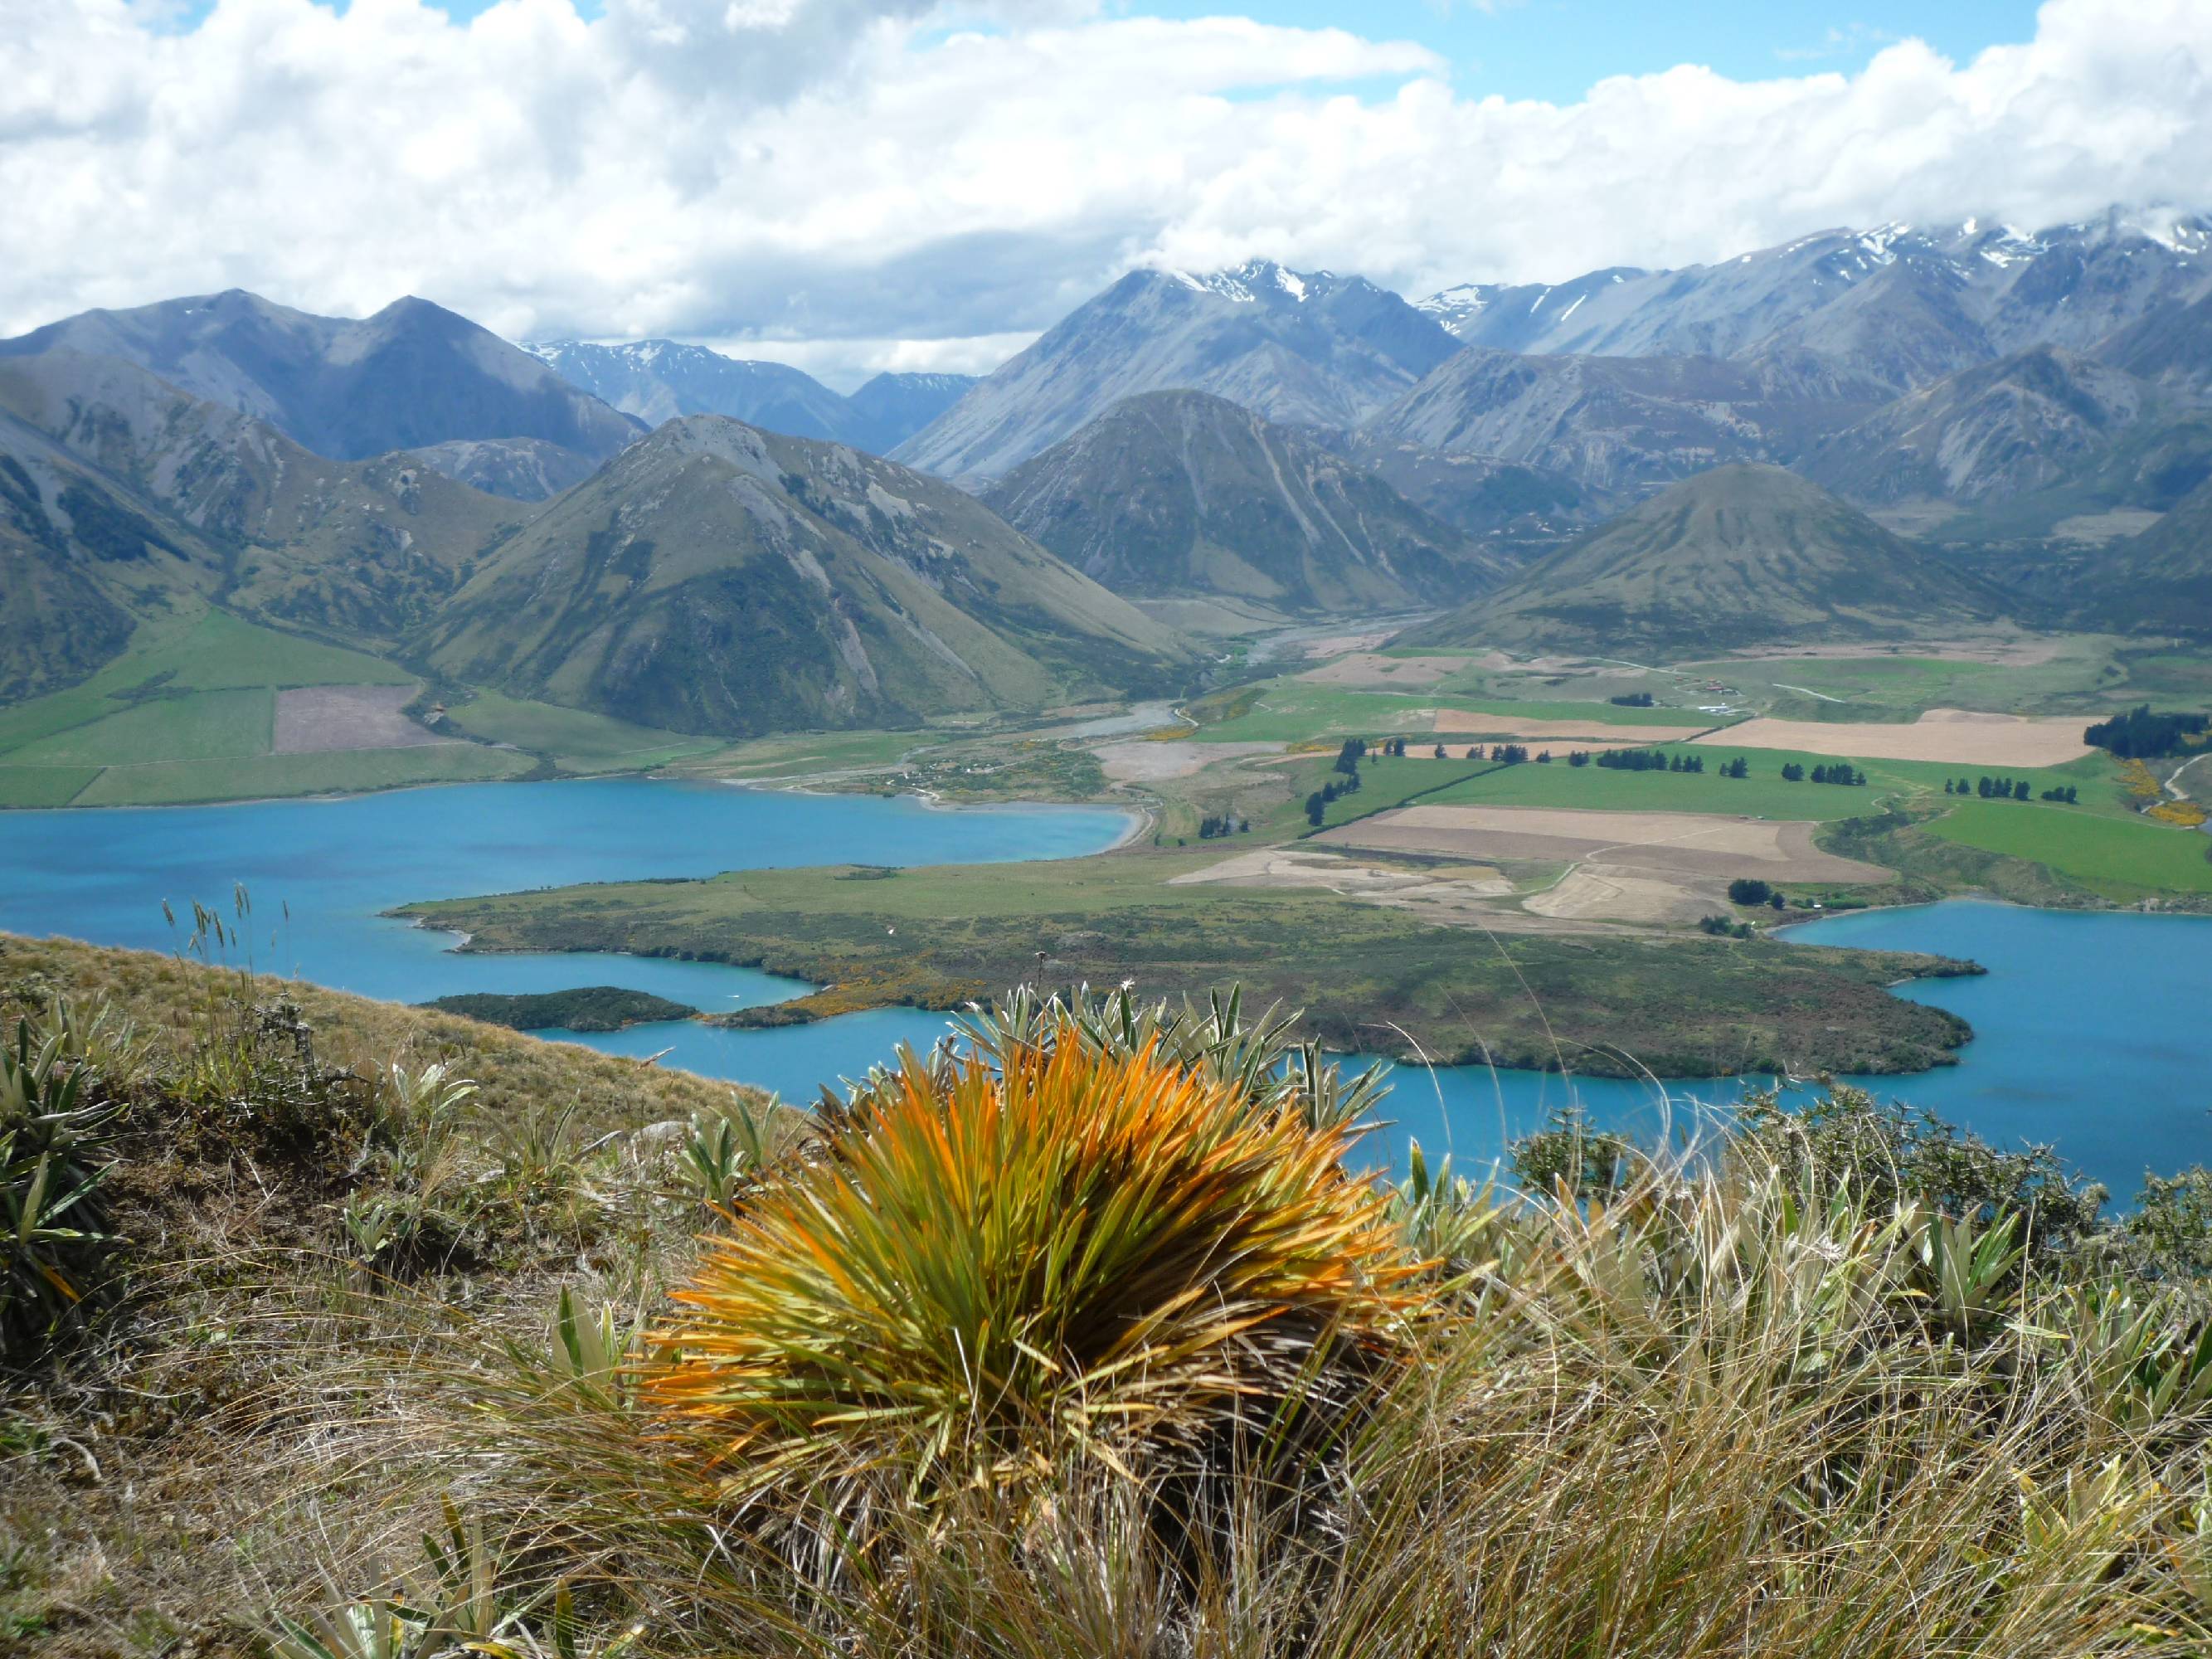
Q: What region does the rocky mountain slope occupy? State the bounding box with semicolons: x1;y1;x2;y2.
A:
411;416;1194;737
0;291;640;474
1349;443;1596;546
0;349;523;646
894;261;1462;479
401;437;602;503
1361;347;1855;499
981;391;1508;614
1801;347;2163;506
0;428;211;703
1402;464;2005;657
2097;288;2212;404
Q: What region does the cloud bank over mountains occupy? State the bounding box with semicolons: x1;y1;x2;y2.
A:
4;0;2210;383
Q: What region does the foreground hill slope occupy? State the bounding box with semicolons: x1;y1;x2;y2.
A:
1403;464;2005;656
981;391;1509;613
412;416;1194;737
8;934;2200;1657
895;261;1462;479
0;290;639;470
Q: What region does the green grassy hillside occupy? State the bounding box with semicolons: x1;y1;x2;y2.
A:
411;416;1194;740
1403;464;2008;658
0;350;523;654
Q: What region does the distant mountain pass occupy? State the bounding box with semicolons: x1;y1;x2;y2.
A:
527;341;979;455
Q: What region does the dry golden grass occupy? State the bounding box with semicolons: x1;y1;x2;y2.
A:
0;932;764;1141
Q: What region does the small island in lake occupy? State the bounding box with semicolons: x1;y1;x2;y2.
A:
422;985;698;1032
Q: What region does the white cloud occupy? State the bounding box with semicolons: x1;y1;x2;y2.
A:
1;0;2209;373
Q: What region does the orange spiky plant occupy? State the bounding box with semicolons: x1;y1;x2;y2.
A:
641;1024;1417;1499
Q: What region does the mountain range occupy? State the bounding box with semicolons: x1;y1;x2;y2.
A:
0;348;522;648
0;342;1197;738
7;200;2212;753
893;261;1462;479
878;215;2212;585
0;290;641;487
1417;216;2212;389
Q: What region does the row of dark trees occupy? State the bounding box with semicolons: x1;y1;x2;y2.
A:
1597;748;1706;773
1948;776;2077;803
2084;705;2210;760
1305;766;1364;825
1196;815;1249;838
1609;692;1656;708
1781;762;1866;786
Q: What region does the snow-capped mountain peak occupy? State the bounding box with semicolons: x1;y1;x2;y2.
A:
1164;259;1344;305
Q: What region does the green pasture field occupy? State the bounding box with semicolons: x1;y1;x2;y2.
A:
1394;745;2126;826
1674;636;2212;722
0;611;411;763
1676;655;2003;722
1923;800;2212;898
0;766;103;808
440;690;722;772
3;688;275;770
1192;676;1723;745
702;728;931;777
66;743;535;808
147;611;416;692
1300;755;1500;831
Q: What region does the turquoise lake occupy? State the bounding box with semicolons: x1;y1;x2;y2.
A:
0;778;2205;1198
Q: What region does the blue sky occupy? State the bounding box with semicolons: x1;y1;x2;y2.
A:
366;0;2048;103
1127;1;2045;103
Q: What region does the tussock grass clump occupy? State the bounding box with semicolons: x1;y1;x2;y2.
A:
643;1025;1416;1498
